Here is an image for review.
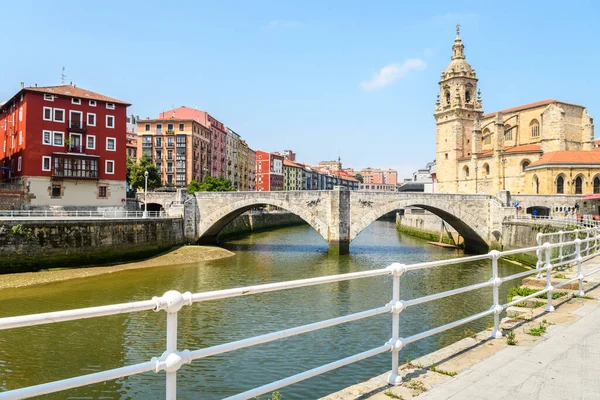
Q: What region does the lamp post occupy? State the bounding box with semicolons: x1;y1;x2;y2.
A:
143;170;149;218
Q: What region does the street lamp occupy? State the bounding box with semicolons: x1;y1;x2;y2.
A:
143;170;149;218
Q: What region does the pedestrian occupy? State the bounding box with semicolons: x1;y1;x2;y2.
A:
533;209;538;217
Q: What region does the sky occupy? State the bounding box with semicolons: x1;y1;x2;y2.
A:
1;0;599;178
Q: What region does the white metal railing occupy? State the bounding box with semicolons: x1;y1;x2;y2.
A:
1;229;599;399
0;210;169;219
507;214;600;228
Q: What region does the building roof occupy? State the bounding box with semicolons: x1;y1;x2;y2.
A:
283;159;303;168
481;99;586;119
158;106;208;123
463;144;543;160
24;85;130;106
529;150;600;167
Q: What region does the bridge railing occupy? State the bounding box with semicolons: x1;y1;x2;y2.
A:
506;214;600;228
1;229;599;399
0;210;168;219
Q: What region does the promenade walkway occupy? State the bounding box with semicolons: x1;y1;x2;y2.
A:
324;257;600;400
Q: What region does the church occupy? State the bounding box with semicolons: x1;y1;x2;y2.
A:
435;26;596;195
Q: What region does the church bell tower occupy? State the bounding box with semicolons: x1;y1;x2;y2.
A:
434;25;483;193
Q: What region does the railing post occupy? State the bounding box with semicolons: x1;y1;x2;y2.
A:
544;243;555;312
165;311;177;399
558;230;563;264
386;263;406;386
490;250;503;339
575;238;585;297
536;232;543;278
584;230;590;257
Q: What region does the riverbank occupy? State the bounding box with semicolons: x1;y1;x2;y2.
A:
0;245;235;290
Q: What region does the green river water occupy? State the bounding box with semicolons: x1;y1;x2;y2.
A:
0;220;526;399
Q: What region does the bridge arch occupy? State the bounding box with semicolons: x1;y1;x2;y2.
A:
349;194;495;253
195;195;330;244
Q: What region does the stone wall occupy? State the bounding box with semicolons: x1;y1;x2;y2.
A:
0;218;183;274
218;212;306;241
396;210;462;244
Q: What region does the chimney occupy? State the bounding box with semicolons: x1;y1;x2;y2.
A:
20;82;24;89
35;83;38;87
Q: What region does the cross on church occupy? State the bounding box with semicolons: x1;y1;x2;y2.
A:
456;23;460;36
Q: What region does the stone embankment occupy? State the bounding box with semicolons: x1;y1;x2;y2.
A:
218;211;306;241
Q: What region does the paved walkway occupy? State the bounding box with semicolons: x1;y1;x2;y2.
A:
417;301;600;400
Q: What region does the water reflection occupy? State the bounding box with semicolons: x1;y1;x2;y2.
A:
0;221;525;399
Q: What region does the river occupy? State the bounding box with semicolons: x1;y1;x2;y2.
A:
0;220;526;399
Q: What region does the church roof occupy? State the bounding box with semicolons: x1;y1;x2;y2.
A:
482;100;556;119
528;150;600;168
470;144;543;159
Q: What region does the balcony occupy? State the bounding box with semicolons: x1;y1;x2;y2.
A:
68;120;87;133
52;154;99;179
66;144;85;154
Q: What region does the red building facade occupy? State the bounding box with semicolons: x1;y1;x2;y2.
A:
255;150;284;191
0;84;129;207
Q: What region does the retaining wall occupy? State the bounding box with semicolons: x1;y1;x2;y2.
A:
0;218;184;273
218;212;306;241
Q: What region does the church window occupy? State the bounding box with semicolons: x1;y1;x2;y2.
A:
483;163;490;175
445;153;448;159
482;128;491;145
575;176;583;194
530;119;540;138
533;175;539;194
463;166;469;178
445;91;450;105
556;176;564;194
594;177;600;194
465;90;471;103
521;160;530;172
505;125;513;141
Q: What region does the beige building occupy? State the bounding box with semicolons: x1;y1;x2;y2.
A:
137;118;210;187
435;26;596;195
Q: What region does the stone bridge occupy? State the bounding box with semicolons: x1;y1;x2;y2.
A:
158;188;511;254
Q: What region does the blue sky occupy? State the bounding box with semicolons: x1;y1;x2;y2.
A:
1;0;599;178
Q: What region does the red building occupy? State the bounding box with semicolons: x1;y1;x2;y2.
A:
0;84;130;207
158;107;227;179
255;150;284;191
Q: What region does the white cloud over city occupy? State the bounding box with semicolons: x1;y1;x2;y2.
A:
360;58;426;91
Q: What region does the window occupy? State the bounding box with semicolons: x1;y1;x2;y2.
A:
594;177;600;194
54;108;65;122
463;166;469;178
445;153;448;160
156;149;162;159
504;124;513;141
533;175;539;194
89;100;97;107
105;160;114;174
87;113;96;126
557;176;564;194
44;94;54;101
167;137;174;147
42;130;52;145
145;124;150;131
51;184;61;198
106;103;115;110
106;137;116;151
43;107;53;121
18;107;22;122
53;131;64;146
167;123;174;132
483;163;490;175
167;174;173;184
17;156;21;171
42;156;51;171
521;160;530;172
71;98;81;105
98;186;107;198
179;123;184;131
530;119;540;138
575;176;583;194
18;131;22;145
167;162;173;173
156;137;162;147
69;110;83;129
106;115;115;128
87;135;96;150
465;90;471;103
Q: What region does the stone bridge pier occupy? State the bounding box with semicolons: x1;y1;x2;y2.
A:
182;188;512;254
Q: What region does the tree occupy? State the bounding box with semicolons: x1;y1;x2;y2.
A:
128;155;161;190
355;173;364;183
187;176;234;194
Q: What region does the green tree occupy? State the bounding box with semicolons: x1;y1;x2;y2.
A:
128;155;161;190
187;176;234;194
355;173;364;183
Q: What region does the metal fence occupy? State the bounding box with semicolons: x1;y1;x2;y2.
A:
506;214;600;228
0;210;168;219
1;228;599;399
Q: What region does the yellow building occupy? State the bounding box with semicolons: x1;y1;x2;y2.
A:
435;26;596;195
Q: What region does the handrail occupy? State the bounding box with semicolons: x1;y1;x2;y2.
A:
0;228;599;399
0;210;170;219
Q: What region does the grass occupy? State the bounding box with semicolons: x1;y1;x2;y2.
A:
505;330;518;345
507;286;568;302
383;389;404;399
574;294;595;300
254;392;281;400
554;273;567;279
429;363;457;377
527;323;547;336
533;301;546;308
405;379;427;393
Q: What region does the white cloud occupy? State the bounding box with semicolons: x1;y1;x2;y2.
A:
265;19;302;29
360;59;426;91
